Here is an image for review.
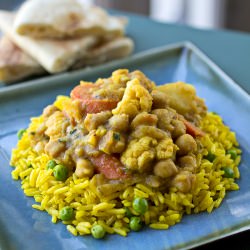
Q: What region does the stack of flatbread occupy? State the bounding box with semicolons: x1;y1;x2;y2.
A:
0;0;134;83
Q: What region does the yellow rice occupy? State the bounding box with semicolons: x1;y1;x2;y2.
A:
10;112;241;236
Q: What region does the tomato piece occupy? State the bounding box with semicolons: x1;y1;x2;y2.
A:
90;153;128;180
71;83;118;114
183;119;205;137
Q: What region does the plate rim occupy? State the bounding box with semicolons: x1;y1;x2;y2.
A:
1;41;250;249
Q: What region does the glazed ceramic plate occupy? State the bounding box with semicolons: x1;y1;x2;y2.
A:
0;42;249;250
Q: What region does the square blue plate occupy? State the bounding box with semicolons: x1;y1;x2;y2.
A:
0;42;249;250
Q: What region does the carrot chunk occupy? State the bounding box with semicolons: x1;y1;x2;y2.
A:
71;84;118;114
90;153;128;180
183;119;205;137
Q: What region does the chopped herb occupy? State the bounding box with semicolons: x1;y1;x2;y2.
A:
30;131;36;135
58;138;67;143
113;132;120;141
44;135;50;140
69;129;77;135
28;164;33;168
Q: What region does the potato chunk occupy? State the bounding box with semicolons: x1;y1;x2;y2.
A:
156;82;206;123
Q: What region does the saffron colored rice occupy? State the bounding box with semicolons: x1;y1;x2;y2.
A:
10;112;241;237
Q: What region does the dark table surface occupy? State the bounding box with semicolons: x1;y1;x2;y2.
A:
1;1;249;249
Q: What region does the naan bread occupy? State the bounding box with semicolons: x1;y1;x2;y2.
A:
14;0;126;39
0;36;44;83
0;11;98;73
72;37;134;69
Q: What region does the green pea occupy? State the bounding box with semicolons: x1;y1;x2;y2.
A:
91;224;106;239
125;207;133;218
59;206;74;221
113;132;120;141
227;149;237;160
222;167;234;178
129;216;142;231
205;152;216;162
17;129;26;140
53;164;68;181
132;197;148;215
46;160;57;170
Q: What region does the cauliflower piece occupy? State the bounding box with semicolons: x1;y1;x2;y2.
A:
129;70;156;91
156;82;207;123
54;95;84;123
121;136;157;173
156;138;178;160
112;78;152;119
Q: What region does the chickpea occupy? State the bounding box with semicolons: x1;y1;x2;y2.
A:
152;109;175;132
131;112;158;130
151;90;169;109
171;171;195;193
145;175;162;188
75;158;94;178
175;134;197;156
178;155;197;171
171;120;186;139
153;159;178;178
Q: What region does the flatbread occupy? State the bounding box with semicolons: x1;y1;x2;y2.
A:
0;10;98;73
72;37;134;69
0;36;44;83
14;0;126;39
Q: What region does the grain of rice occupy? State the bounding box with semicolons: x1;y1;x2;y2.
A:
73;180;89;191
52;216;58;223
136;184;153;195
149;223;169;230
41;195;50;208
67;225;78;236
54;186;69;195
76;224;91;234
98;221;114;234
134;188;149;198
32;204;44;211
113;228;127;237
